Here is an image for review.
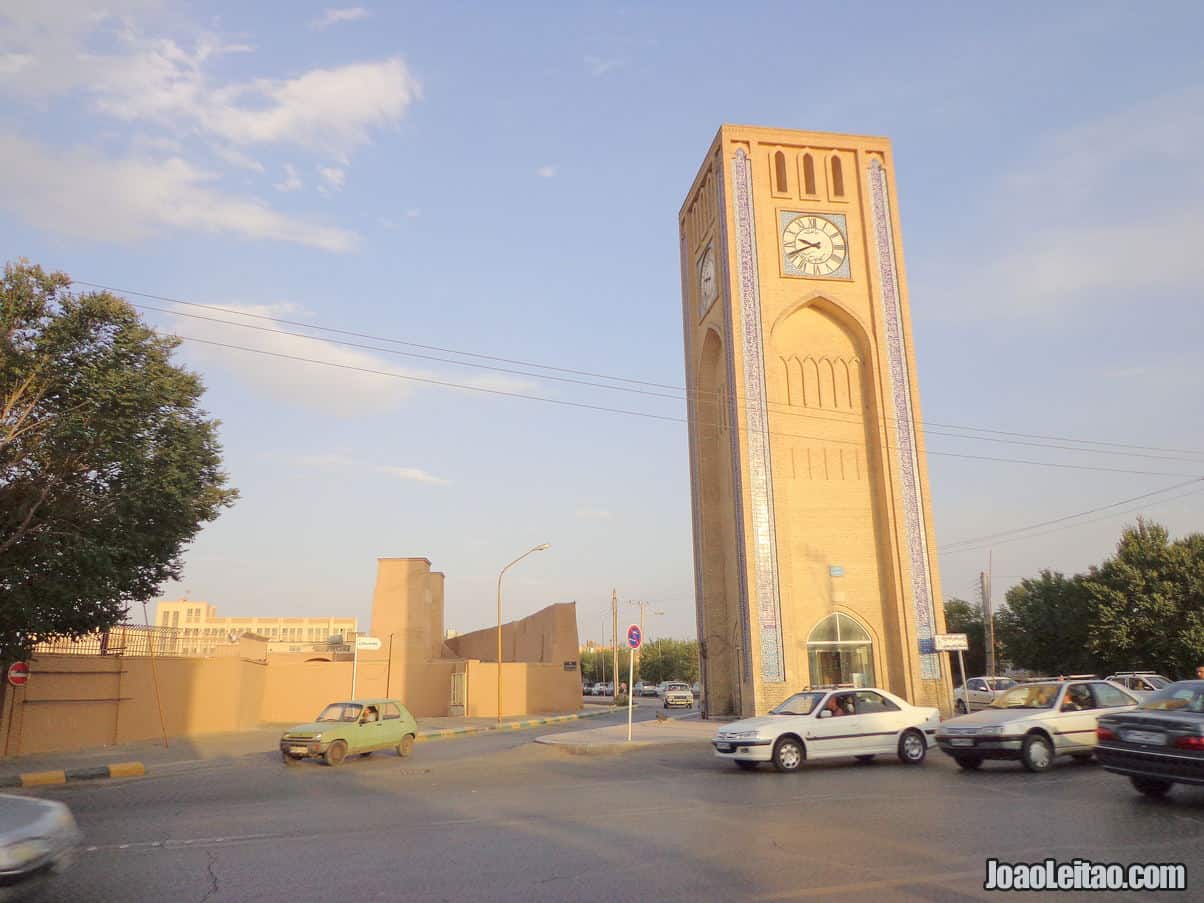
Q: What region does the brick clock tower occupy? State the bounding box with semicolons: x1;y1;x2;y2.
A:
680;126;952;717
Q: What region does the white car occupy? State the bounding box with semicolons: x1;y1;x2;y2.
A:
0;794;81;899
712;688;940;772
953;676;1018;713
663;683;693;709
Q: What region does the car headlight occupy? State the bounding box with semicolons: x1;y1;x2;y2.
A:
977;726;1004;737
0;839;51;872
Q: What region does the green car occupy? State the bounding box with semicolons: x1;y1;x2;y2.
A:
279;699;419;767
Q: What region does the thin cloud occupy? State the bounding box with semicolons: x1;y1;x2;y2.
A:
536;165;556;179
318;166;346;193
576;508;612;520
310;8;372;30
297;455;450;486
377;466;451;485
0;135;356;252
584;55;626;77
275;163;303;192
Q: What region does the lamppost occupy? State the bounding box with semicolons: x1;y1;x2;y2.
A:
497;543;550;723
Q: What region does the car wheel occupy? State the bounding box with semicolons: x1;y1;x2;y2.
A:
281;751;301;767
735;760;758;771
955;700;967;714
359;752;372;758
1071;752;1093;764
954;754;983;770
771;737;804;773
855;755;876;764
663;702;668;709
323;740;348;767
397;734;416;758
1130;776;1172;798
1021;734;1054;773
897;729;927;765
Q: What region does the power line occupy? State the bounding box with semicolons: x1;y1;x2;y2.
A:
939;478;1204;551
76;279;1204;461
939;484;1204;556
133;299;1204;465
166;332;1204;479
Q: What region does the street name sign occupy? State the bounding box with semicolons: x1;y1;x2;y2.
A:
933;633;969;652
355;636;382;651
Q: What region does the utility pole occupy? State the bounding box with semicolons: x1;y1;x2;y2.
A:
981;560;995;677
611;590;619;699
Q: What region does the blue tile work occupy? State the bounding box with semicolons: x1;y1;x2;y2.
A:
731;148;785;684
866;159;940;680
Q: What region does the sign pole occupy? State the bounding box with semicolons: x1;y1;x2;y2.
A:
627;648;635;741
957;648;968;712
352;641;358;700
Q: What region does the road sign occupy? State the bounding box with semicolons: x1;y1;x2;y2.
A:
625;624;642;649
934;633;969;652
355;636;382;651
7;662;29;687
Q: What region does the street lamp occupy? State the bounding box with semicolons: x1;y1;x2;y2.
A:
497;543;550;723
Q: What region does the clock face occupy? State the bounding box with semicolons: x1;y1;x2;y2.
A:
782;214;848;277
699;248;717;311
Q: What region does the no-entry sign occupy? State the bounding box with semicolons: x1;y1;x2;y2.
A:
626;624;642;649
7;662;29;687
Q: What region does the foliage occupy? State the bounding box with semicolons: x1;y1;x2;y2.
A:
994;570;1098;676
0;261;237;661
942;597;986;678
1082;520;1204;679
578;638;699;685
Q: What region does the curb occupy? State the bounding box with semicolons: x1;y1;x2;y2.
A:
0;761;146;789
416;707;615;743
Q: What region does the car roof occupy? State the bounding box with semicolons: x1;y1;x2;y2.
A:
331;698;404;706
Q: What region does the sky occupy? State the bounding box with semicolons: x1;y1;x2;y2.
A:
2;1;1202;646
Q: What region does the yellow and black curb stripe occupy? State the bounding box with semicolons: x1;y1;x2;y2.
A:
416;708;614;743
0;761;146;789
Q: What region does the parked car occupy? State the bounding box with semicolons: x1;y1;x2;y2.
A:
692;682;702;698
953;676;1018;713
663;682;693;709
632;681;653;697
712;687;939;773
1096;680;1204;798
0;793;81;899
1104;672;1172;699
280;699;419;766
935;679;1138;772
640;682;660;697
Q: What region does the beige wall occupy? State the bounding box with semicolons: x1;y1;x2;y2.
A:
447;602;579;665
463;661;581;718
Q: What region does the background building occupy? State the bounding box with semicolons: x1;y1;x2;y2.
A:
680;125;952;717
154;600;356;657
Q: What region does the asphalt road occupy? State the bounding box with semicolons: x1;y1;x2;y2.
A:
26;707;1204;902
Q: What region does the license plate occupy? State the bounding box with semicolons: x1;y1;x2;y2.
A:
950;738;974;747
1122;730;1166;746
289;745;309;755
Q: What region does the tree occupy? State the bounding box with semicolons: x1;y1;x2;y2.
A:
994;570;1098;676
0;261;237;661
942;597;985;679
1082;520;1204;679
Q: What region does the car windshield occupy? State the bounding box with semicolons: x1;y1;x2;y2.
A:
770;692;825;716
1146;676;1172;689
316;703;363;723
988;678;1017;690
1139;683;1204;713
991;684;1059;709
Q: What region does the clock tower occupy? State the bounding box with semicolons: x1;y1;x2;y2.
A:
680;126;952;717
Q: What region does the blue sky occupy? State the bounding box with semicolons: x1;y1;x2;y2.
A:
2;1;1202;645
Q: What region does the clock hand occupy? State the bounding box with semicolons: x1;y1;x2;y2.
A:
794;240;822;251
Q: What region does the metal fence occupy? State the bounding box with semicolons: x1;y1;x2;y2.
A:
33;624;184;657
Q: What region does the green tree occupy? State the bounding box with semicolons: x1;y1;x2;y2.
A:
0;261;237;661
994;570;1098;676
942;597;986;679
1082;520;1204;678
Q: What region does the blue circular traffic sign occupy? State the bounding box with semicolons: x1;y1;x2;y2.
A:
626;624;642;649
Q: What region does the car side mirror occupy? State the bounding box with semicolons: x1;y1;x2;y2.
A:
818;709;832;719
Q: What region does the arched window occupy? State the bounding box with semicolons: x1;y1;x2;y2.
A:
830;155;845;197
802;153;816;195
774;150;788;194
807;613;874;688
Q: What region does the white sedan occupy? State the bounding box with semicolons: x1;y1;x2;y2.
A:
712;688;940;772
